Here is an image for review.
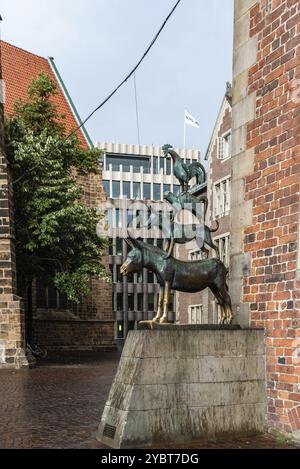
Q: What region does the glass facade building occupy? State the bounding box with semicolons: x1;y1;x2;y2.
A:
97;142;200;340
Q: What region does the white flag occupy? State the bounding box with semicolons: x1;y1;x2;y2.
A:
184;110;200;128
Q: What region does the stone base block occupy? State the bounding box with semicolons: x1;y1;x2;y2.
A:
97;327;266;448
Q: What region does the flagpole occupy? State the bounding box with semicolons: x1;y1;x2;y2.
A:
183;111;186;149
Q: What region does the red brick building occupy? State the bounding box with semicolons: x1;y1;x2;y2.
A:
231;0;300;436
0;41;113;365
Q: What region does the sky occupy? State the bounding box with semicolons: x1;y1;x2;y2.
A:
0;0;234;157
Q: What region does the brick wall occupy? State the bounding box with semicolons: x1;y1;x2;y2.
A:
0;94;28;368
232;0;300;435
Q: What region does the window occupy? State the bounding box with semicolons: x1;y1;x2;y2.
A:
115;209;122;228
148;294;155;311
169;293;174;312
103;180;110;197
36;280;68;310
107;208;113;227
106;154;150;173
163;184;170;195
152;156;158;175
127;272;134;283
117;321;124;338
143;183;151;200
148;270;154;283
116;293;123;311
189;250;202;261
188;304;203;324
159;157;164;174
173;185;181;195
214;234;230;267
137;294;143;311
122;181;131;199
214;177;231;218
217;132;231;160
116;238;123;256
137;271;143;283
128;294;134;311
157;239;164;250
136;209;144;228
128;321;135;331
126;209;133;228
212;301;221;324
153;183;161;201
133;182;141;199
112;180;120;198
116;265;123;283
166;158;171;175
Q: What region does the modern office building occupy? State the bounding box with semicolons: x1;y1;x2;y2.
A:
97;142;201;341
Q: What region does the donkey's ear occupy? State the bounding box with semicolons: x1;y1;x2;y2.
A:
124;238;135;249
128;236;140;249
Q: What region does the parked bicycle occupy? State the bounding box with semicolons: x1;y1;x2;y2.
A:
26;343;47;359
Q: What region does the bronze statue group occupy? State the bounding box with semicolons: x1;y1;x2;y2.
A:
121;145;233;325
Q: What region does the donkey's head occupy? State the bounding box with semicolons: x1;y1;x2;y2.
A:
120;239;142;276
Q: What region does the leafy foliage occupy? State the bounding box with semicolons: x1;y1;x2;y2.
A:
4;73;110;302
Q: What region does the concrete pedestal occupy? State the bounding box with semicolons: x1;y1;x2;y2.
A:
97;326;266;448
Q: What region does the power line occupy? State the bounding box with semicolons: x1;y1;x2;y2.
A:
133;72;140;145
65;0;182;141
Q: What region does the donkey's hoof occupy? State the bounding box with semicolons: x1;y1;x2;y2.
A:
159;317;169;324
152;317;161;323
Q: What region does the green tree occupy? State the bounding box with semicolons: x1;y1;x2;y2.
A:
4;73;110;303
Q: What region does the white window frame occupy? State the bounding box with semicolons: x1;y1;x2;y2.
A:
213;232;230;267
211;300;222;324
188;304;203;324
213;176;231;219
189;249;203;261
217;131;231;161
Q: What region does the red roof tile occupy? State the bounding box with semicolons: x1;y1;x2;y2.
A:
1;40;88;147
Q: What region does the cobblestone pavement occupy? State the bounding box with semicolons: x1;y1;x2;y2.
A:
0;353;296;449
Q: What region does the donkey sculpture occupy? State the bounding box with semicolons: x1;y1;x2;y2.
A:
120;238;233;324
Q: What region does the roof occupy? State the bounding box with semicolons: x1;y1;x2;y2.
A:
0;40;90;148
204;85;232;161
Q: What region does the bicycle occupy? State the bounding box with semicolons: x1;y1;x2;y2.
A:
26;343;47;359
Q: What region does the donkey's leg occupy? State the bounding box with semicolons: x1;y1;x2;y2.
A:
159;281;170;323
166;238;175;259
201;246;209;259
209;285;227;324
212;283;233;324
152;286;164;323
219;286;233;324
210;242;220;259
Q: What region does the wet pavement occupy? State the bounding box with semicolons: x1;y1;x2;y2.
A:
0;352;297;449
